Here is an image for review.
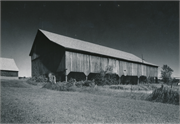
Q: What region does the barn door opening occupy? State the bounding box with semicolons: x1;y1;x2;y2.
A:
67;72;86;81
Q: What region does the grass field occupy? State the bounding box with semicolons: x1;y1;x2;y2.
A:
1;79;179;123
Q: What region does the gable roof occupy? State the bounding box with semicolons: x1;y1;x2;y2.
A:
31;29;158;67
0;58;19;71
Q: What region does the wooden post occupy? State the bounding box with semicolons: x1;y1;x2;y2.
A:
86;76;88;81
65;68;67;82
65;75;67;82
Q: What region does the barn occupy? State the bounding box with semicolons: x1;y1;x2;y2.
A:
0;57;19;79
29;29;158;83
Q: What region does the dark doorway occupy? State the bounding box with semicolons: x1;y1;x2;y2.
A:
68;72;86;81
88;73;99;80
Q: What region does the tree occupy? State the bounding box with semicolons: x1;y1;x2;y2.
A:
161;65;173;84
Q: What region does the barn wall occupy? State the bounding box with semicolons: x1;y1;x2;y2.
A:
0;70;18;77
0;76;19;80
31;51;65;77
31;31;65;77
31;58;49;77
65;51;158;78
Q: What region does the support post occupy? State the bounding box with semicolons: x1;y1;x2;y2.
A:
86;76;88;81
65;75;67;82
65;68;68;82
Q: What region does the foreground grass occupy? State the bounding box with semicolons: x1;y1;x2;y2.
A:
1;80;180;123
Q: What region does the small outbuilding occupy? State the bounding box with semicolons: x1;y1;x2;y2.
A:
29;29;158;82
0;57;19;79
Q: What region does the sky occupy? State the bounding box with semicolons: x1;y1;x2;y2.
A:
1;1;179;78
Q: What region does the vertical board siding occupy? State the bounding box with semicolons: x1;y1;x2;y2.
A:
132;63;138;76
119;61;124;76
65;51;157;77
108;58;116;73
137;64;142;77
65;51;70;74
84;54;90;76
115;60;119;75
76;53;80;72
142;65;146;76
122;61;127;73
96;56;101;72
126;62;130;75
72;52;77;72
100;57;108;71
90;56;96;72
144;65;147;76
129;62;132;75
150;67;152;77
147;66;150;77
155;68;157;77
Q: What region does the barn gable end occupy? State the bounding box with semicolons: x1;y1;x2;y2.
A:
30;30;65;79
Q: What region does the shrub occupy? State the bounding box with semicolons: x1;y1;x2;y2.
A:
147;85;179;105
139;76;147;84
95;73;119;86
105;73;119;85
83;80;95;87
75;81;84;87
42;81;77;91
27;75;48;83
42;80;96;92
93;65;120;86
147;77;155;83
26;75;48;86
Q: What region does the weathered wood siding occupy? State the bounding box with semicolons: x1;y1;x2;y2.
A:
32;58;49;77
31;31;65;77
65;51;158;77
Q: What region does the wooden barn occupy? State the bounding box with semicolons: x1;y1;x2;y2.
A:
29;29;158;82
0;57;19;79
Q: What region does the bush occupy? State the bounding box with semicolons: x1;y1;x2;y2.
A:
83;80;95;87
147;85;179;105
95;73;119;86
105;73;119;85
147;77;155;83
171;78;180;86
42;81;77;91
75;81;84;87
27;75;48;85
42;79;96;92
139;76;147;84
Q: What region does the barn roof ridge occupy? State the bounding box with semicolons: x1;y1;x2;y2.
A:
0;57;19;71
38;29;158;67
